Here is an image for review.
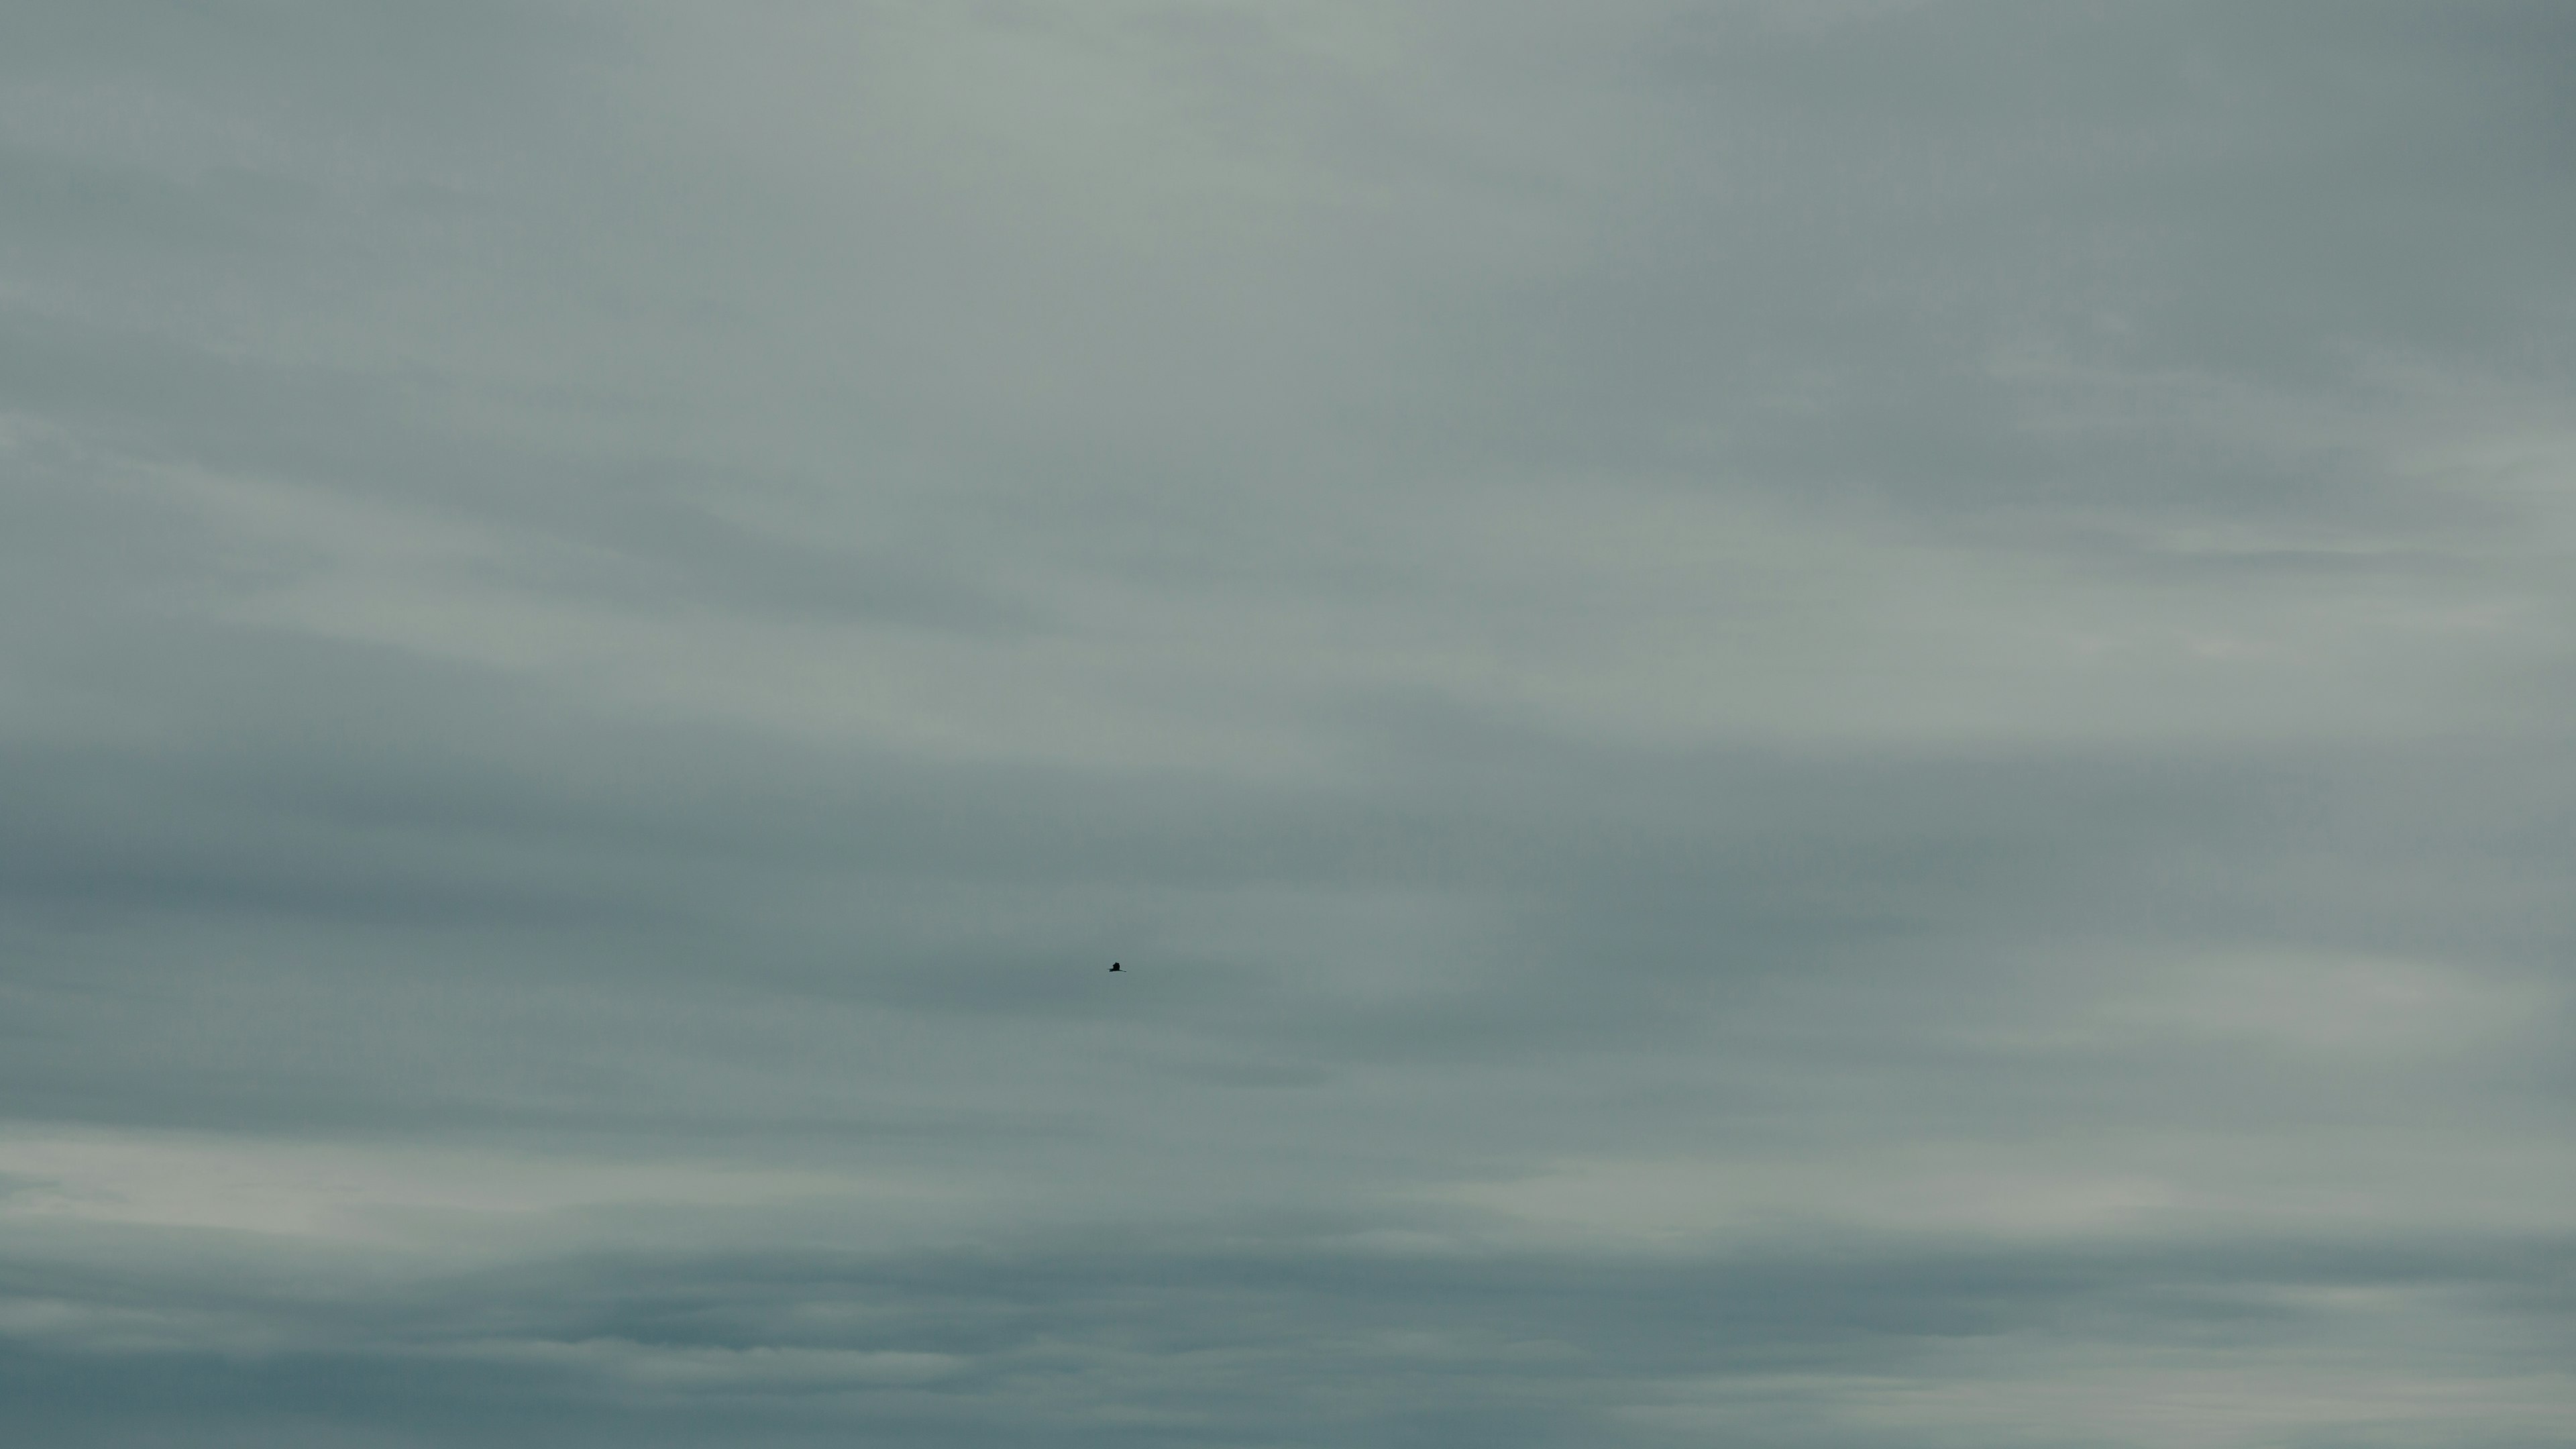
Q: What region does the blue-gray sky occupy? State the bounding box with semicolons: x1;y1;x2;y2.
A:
5;3;2575;1445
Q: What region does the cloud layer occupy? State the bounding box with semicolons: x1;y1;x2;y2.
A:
5;3;2574;1444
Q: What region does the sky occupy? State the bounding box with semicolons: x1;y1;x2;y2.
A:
3;2;2575;1444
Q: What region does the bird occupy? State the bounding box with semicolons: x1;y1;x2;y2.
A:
1109;962;1122;972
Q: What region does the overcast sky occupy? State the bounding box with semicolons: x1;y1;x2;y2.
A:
5;3;2575;1445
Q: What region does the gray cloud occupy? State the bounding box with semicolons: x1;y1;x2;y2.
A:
5;1225;2572;1447
5;2;2574;1444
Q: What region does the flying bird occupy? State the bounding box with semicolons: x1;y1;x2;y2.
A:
1109;962;1122;972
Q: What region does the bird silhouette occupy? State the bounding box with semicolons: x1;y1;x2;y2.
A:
1108;962;1122;972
